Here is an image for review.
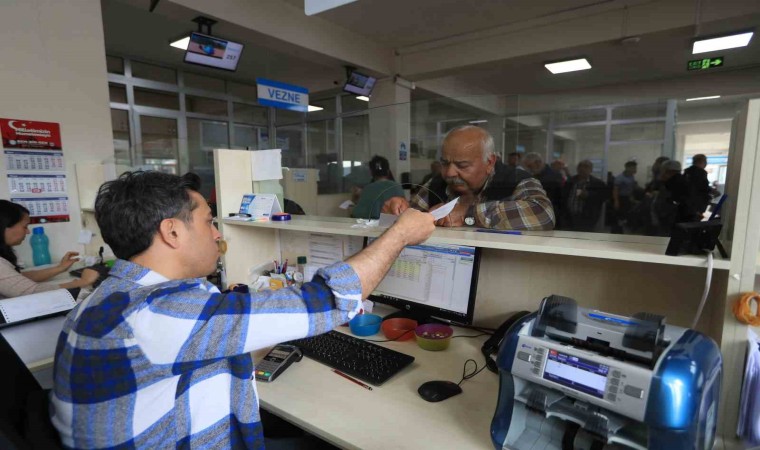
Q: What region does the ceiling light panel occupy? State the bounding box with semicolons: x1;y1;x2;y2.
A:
170;36;190;50
686;96;721;102
544;58;592;74
692;32;753;54
305;0;358;15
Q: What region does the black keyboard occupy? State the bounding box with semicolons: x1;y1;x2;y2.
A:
286;330;415;386
70;264;110;288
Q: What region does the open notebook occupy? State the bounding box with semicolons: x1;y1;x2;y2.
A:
0;289;77;329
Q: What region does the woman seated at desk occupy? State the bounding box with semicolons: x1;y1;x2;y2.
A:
351;155;404;220
0;200;99;299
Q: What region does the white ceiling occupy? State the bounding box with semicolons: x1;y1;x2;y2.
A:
443;18;760;96
281;0;611;48
101;0;760;101
102;0;347;92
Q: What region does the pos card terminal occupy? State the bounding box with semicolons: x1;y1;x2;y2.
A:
255;345;302;382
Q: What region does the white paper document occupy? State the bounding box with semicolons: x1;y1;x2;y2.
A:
0;289;76;325
309;234;345;267
250;149;283;181
343;236;364;258
430;197;459;220
378;213;398;227
78;229;94;244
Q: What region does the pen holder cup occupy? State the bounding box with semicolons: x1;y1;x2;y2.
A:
349;314;382;337
381;318;418;341
415;324;453;351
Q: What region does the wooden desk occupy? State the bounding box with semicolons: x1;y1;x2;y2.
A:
253;316;497;450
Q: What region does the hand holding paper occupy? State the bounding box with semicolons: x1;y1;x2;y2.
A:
430;197;459;220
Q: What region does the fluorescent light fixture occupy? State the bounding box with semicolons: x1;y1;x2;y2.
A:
544;58;591;74
469;120;488;124
170;36;190;50
305;0;358;15
693;31;753;54
686;95;721;102
307;105;324;112
356;96;370;102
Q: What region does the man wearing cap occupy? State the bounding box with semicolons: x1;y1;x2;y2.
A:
659;160;702;225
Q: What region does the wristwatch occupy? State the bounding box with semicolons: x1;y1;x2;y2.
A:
464;204;476;226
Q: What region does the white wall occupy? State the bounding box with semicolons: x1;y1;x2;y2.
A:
0;0;113;265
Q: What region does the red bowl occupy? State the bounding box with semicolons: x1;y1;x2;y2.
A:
381;318;418;341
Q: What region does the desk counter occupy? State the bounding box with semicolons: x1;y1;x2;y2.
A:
254;322;496;450
223;216;728;270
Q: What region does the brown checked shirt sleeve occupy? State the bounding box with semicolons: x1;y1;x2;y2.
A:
410;178;555;230
474;178;555;230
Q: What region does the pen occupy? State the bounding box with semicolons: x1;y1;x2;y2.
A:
475;229;522;235
332;369;373;390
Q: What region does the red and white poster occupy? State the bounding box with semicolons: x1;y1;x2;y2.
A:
0;118;62;150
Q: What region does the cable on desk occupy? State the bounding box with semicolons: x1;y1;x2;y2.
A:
362;329;416;343
691;252;714;329
451;333;490;339
363;330;489;343
451;323;496;334
457;358;489;387
733;292;760;326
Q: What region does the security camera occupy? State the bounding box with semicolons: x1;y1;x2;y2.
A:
393;75;416;90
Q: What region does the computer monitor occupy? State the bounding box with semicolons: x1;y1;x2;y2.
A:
365;238;481;325
184;32;244;71
343;71;377;96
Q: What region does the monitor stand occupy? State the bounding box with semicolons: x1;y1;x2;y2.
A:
381;309;444;325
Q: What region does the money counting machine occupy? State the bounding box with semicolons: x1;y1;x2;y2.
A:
491;296;722;450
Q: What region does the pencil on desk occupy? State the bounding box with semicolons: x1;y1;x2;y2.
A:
333;369;373;390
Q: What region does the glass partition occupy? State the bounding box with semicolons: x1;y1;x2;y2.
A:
269;92;749;240
105;55;754;241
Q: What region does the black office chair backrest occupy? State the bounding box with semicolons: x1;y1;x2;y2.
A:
0;333;63;449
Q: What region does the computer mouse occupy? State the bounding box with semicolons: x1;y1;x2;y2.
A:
417;380;463;402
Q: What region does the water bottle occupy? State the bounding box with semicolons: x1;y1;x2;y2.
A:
30;227;52;266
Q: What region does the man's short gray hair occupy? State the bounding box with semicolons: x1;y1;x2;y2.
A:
443;125;495;163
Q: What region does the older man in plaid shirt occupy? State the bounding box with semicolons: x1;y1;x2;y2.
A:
383;125;555;230
50;171;435;449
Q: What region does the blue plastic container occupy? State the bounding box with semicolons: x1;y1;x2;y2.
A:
30;227;51;266
349;314;382;336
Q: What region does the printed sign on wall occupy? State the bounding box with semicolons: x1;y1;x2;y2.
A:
11;197;70;223
2;118;70;223
8;174;67;195
0;118;62;150
256;78;309;112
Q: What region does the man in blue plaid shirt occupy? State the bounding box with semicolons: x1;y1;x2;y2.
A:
50;171;435;449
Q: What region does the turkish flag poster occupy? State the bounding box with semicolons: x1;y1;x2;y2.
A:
0;118;62;150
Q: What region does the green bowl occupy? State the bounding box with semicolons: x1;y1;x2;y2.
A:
414;323;453;351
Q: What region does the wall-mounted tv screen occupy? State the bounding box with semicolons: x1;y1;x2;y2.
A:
184;32;244;72
343;71;377;96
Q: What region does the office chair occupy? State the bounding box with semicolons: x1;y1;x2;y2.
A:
0;333;63;449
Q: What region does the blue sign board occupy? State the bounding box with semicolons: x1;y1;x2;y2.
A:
256;78;309;112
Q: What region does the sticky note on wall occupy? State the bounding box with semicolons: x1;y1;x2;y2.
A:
251;149;283;181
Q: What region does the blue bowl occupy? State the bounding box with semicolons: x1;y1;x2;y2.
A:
349;314;382;336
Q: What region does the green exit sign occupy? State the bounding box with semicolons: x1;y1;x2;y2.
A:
687;57;724;71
